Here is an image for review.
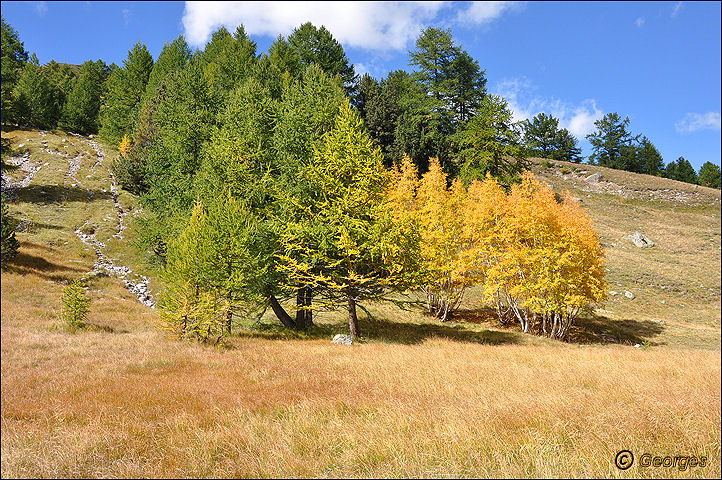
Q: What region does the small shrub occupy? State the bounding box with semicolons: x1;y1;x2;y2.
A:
561;167;570;174
1;194;20;267
61;279;91;329
541;160;554;169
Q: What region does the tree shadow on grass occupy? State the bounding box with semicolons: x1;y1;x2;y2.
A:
568;315;665;346
235;321;340;342
233;310;521;346
362;316;521;345
455;307;665;346
6;250;87;283
14;185;111;204
15;219;64;233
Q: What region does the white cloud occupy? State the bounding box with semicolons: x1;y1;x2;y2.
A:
456;1;523;25
34;1;47;16
492;77;603;138
182;1;519;51
492;77;535;123
122;8;132;26
671;1;683;18
675;112;721;133
635;16;645;28
565;100;603;138
182;1;446;51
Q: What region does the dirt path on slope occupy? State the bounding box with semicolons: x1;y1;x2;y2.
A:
69;134;155;307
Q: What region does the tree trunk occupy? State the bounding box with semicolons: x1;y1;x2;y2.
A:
295;285;314;329
226;306;233;335
347;291;359;338
305;286;313;327
268;294;298;329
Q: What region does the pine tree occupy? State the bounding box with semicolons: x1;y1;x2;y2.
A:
143;35;191;100
59;60;107;134
524;113;583;163
99;42;153;144
1;193;19;267
1;15;28;124
46;61;77;120
140;57;218;215
447;49;486;123
524;113;560;158
664;156;698;184
698;162;721;189
356;71;404;166
272;63;347;182
200;26;258;99
554;128;583;163
586;113;639;170
409;27;457;105
452;95;527;186
286;22;356;93
635;136;664;176
12;56;61;129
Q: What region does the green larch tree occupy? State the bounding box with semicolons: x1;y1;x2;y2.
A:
59;60;108;134
99;42;153;144
278;102;418;339
452;95;528;186
1;15;28;124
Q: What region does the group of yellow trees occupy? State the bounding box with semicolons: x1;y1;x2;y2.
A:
390;156;607;340
153;101;606;343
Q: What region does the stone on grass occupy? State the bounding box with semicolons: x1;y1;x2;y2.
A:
624;290;635;299
584;172;603;183
624;231;655;248
332;334;353;345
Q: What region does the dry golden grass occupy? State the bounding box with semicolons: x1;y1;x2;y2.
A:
2;264;720;478
1;131;721;478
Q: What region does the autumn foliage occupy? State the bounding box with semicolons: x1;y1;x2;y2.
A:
118;134;132;157
390;159;607;340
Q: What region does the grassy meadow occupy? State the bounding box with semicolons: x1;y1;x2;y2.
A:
1;129;720;477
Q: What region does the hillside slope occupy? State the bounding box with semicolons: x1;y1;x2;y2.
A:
1;130;720;477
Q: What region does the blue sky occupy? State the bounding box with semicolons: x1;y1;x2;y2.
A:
2;1;720;169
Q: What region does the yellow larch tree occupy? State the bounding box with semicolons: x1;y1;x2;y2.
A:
481;172;607;339
414;158;469;321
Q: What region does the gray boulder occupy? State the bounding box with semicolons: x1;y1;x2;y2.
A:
584;172;603;183
624;231;655;248
624;290;636;299
332;334;353;345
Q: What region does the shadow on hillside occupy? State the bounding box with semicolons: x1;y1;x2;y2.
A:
15;220;64;233
15;185;111;204
569;315;665;346
6;249;87;283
